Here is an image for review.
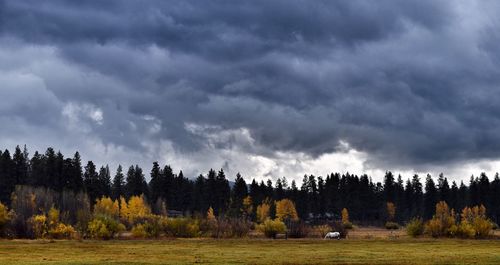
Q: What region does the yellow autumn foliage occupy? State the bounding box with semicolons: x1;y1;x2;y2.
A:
0;202;12;233
425;201;455;237
386;202;396;221
459;205;492;238
275;199;298;221
241;196;253;217
207;207;216;221
256;201;271;223
119;195;151;225
94;197;120;219
48;206;60;228
342;208;349;224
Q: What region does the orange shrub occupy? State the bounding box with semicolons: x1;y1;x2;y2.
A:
275;199;298;222
424;201;455;237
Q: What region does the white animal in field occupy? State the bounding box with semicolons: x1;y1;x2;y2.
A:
324;231;341;240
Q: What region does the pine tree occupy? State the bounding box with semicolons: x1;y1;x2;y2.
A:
275;178;284;200
358;174;373;221
178;171;193;212
307;175;319;215
490;174;500;223
173;170;190;212
325;173;340;215
112;165;125;200
62;158;73;190
0;150;15;203
469;176;479;206
98;165;111;197
317;176;326;217
404;179;413;220
29;151;44;187
125;165;135;198
395;175;405;222
83;161;99;203
12;145;28;186
290;180;300;219
215;169;230;215
266;179;274;199
249;179;261;207
70;152;84;192
383;171;396;203
424;174;437;220
411;174;423;217
54;151;64;192
162;165;175;207
449;181;459;211
125;165;146;198
192;174;206;213
229;173;247;216
299;175;310;217
205;169;217;212
148;162;163;203
457;181;469;211
437;173;450;204
44;148;57;189
478;172;490;208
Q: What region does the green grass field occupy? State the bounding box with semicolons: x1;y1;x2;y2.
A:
1;238;500;265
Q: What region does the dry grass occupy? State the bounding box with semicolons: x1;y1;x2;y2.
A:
347;226;407;239
0;238;500;264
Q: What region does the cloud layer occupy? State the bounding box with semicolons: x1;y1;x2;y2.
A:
1;1;500;181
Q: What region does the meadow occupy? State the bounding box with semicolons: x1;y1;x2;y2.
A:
1;237;500;265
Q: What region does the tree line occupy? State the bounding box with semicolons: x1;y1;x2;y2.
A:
1;145;500;224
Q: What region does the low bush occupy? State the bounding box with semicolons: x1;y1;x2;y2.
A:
287;220;310;238
88;219;110;239
258;219;286;239
459;205;493;238
143;217;165;238
385;222;399;230
424;202;455;238
342;221;353;230
164;218;200;238
87;215;125;240
425;218;444;238
449;223;475;238
406;218;424;237
75;208;92;237
29;214;48;239
228;218;252;238
26;207;76;239
48;223;76;239
129;215;165;238
0;202;13;237
207;218;252;238
314;224;332;238
131;224;148;238
473;218;493;238
198;218;212;236
208;218;230;238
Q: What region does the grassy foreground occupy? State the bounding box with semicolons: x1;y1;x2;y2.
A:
0;238;500;265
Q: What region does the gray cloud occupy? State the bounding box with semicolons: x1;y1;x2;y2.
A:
1;0;500;179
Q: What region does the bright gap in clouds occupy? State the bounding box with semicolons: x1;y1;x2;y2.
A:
148;125;500;183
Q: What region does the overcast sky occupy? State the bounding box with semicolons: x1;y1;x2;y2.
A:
1;1;500;182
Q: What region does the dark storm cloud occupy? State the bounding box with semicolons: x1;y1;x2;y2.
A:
1;0;500;171
1;1;449;56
